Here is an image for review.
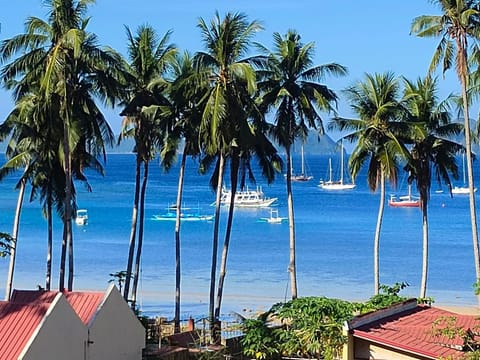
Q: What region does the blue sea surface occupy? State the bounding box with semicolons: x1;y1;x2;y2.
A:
0;152;479;319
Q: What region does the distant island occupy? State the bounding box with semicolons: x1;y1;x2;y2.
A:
0;131;343;156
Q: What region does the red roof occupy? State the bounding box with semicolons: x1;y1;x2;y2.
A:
11;289;105;325
0;301;51;360
352;304;480;359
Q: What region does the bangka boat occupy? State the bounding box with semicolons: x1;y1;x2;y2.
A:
318;140;356;190
152;206;213;222
219;186;277;208
388;185;420;208
291;146;313;182
75;209;88;225
152;213;214;222
259;209;287;224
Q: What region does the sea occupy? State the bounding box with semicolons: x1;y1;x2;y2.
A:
0;152;479;320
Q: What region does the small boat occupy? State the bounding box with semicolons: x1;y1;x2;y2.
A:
318;141;356;190
152;213;214;222
219;186;277;208
75;209;88;225
291;146;313;182
388;185;420;208
152;206;213;222
452;186;477;195
452;154;477;195
259;209;287;224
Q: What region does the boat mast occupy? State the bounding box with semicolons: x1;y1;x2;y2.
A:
301;146;305;176
340;140;344;185
328;158;333;183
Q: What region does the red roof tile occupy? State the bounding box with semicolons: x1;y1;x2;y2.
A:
0;301;50;360
11;289;105;325
352;305;480;359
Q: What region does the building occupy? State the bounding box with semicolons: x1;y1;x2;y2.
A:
343;299;480;360
0;284;145;360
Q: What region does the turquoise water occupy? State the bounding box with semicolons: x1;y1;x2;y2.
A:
0;153;479;318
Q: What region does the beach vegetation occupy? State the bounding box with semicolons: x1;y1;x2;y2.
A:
412;0;480;306
0;232;12;257
257;30;347;300
119;24;177;308
242;296;355;360
330;72;410;295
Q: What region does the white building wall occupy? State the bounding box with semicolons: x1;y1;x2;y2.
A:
19;295;87;360
88;286;145;360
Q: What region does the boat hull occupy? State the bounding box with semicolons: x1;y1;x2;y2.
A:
220;187;277;208
388;200;420;208
318;182;356;190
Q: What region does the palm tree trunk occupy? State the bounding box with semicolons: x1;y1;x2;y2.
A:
374;170;386;295
59;223;67;291
5;177;26;301
215;153;239;319
67;150;74;291
174;150;187;334
459;68;480;306
60;111;73;291
420;202;429;299
46;192;53;291
131;161;149;309
286;145;298;299
209;153;225;335
124;154;141;301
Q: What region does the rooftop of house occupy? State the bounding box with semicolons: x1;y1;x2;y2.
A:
11;288;105;325
0;297;55;359
348;299;480;359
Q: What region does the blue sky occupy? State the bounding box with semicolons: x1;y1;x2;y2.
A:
0;1;461;140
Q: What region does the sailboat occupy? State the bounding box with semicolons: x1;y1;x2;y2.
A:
452;153;477;195
388;184;420;208
318;140;356;190
291;146;313;182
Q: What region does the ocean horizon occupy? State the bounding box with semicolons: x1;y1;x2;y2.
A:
1;152;479;319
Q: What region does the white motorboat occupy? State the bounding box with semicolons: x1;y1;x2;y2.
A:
75;209;88;225
219;186;277;208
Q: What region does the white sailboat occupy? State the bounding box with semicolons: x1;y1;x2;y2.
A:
452;153;477;195
291;146;313;182
318;140;356;190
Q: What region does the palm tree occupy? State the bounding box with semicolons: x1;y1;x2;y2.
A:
194;11;275;332
258;30;347;299
119;24;176;305
411;0;480;302
331;72;410;295
402;76;463;298
149;51;205;333
1;0;123;291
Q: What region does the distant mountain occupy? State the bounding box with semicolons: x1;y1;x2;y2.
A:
0;132;339;155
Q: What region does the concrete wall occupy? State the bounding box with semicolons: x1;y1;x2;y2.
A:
354;339;431;360
20;295;87;360
88;286;145;360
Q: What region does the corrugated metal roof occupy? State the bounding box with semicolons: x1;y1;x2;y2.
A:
11;289;105;325
352;305;480;359
0;301;50;360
